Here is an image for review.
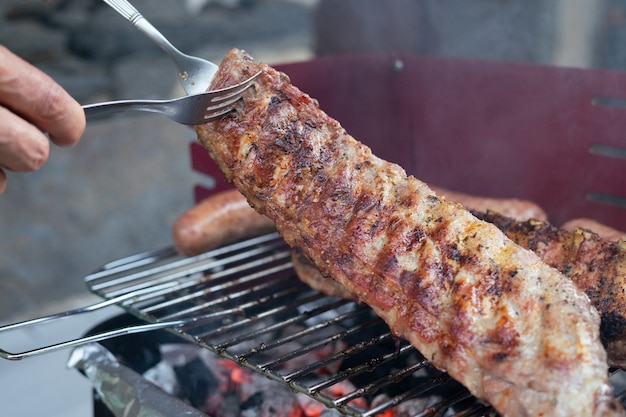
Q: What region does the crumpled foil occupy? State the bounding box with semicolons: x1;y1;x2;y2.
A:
67;343;209;417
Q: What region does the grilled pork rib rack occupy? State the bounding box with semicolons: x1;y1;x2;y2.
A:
194;48;625;417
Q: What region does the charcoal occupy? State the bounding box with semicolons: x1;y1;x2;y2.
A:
173;356;219;408
240;389;304;417
217;391;241;417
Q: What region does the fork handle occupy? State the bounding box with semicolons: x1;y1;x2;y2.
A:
102;0;185;61
134;16;184;61
83;99;170;120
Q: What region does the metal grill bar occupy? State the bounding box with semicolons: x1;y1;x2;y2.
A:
290;335;403;389
430;391;476;417
189;283;321;343
239;298;361;364
216;298;351;354
142;251;293;316
324;350;425;397
89;234;285;298
361;373;451;417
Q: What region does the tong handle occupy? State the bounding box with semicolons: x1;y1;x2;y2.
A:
0;319;185;361
0;280;186;361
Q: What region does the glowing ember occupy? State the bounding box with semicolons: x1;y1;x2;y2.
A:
141;316;447;417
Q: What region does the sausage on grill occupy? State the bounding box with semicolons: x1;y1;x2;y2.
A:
561;218;626;242
172;188;276;256
194;48;624;417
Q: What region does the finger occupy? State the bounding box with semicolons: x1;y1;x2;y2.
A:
0;105;50;172
0;45;85;147
0;168;6;195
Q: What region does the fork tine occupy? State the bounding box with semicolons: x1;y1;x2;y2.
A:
207;91;248;112
204;89;254;118
207;71;261;105
205;98;242;119
203;71;261;121
207;87;249;107
204;105;241;122
204;87;251;120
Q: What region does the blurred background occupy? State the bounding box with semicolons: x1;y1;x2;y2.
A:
1;0;626;324
1;1;626;416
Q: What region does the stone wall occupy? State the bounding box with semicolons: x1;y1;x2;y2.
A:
0;0;316;103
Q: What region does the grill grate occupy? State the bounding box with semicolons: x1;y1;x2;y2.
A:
84;232;625;417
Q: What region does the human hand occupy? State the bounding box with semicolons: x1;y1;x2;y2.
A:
0;45;86;195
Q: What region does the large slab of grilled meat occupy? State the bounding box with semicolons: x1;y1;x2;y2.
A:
295;209;626;370
194;48;624;417
475;211;626;369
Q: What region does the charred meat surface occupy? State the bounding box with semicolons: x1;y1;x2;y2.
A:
293;207;626;369
476;210;626;369
195;48;624;417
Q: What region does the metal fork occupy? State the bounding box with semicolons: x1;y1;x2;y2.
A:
83;72;260;125
102;0;218;94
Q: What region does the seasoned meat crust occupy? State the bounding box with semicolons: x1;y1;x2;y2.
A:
475;210;626;369
195;49;624;417
293;208;626;370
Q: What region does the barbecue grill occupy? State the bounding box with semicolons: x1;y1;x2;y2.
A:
2;53;626;416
